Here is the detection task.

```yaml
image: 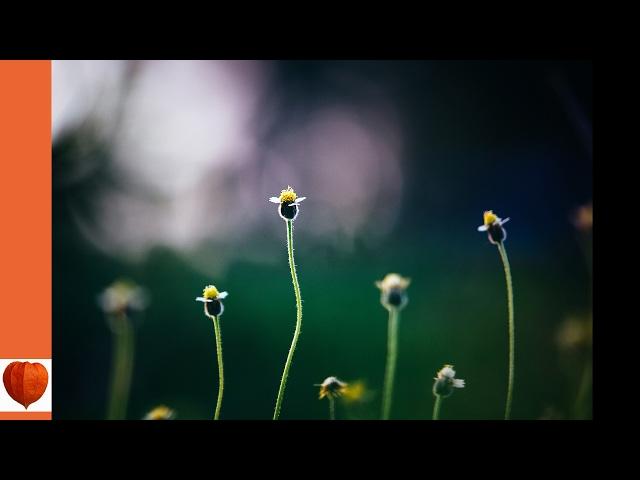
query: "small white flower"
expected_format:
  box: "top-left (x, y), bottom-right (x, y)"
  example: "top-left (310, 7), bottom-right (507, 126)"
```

top-left (98, 279), bottom-right (148, 315)
top-left (439, 365), bottom-right (456, 379)
top-left (269, 186), bottom-right (306, 221)
top-left (375, 273), bottom-right (411, 311)
top-left (196, 285), bottom-right (228, 317)
top-left (433, 364), bottom-right (465, 398)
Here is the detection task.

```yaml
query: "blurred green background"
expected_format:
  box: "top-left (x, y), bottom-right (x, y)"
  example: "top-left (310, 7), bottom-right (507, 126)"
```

top-left (53, 60), bottom-right (592, 420)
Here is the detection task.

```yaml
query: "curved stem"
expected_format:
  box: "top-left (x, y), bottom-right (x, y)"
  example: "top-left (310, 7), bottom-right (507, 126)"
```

top-left (273, 220), bottom-right (303, 420)
top-left (497, 242), bottom-right (515, 420)
top-left (432, 395), bottom-right (442, 420)
top-left (107, 314), bottom-right (134, 420)
top-left (329, 397), bottom-right (336, 420)
top-left (211, 314), bottom-right (224, 420)
top-left (381, 308), bottom-right (399, 420)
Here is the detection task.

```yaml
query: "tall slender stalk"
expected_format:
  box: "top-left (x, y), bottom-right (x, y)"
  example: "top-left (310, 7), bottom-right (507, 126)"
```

top-left (273, 220), bottom-right (303, 420)
top-left (107, 314), bottom-right (135, 420)
top-left (329, 397), bottom-right (336, 420)
top-left (381, 308), bottom-right (399, 420)
top-left (432, 395), bottom-right (442, 420)
top-left (497, 242), bottom-right (515, 420)
top-left (211, 314), bottom-right (224, 420)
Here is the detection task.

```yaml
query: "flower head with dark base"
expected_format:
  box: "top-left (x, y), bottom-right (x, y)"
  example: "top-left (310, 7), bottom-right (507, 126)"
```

top-left (316, 376), bottom-right (348, 420)
top-left (477, 210), bottom-right (510, 244)
top-left (269, 186), bottom-right (306, 221)
top-left (433, 365), bottom-right (465, 398)
top-left (432, 364), bottom-right (465, 420)
top-left (375, 273), bottom-right (411, 311)
top-left (196, 285), bottom-right (229, 318)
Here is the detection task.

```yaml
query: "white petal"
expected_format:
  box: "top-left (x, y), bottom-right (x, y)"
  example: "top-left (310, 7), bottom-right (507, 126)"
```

top-left (441, 366), bottom-right (456, 378)
top-left (269, 197), bottom-right (281, 204)
top-left (477, 225), bottom-right (489, 232)
top-left (296, 197), bottom-right (306, 203)
top-left (453, 379), bottom-right (465, 388)
top-left (217, 291), bottom-right (228, 299)
top-left (500, 217), bottom-right (510, 225)
top-left (195, 297), bottom-right (213, 303)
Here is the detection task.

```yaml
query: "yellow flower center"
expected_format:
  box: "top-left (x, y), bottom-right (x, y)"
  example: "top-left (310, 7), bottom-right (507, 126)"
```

top-left (483, 210), bottom-right (498, 226)
top-left (203, 285), bottom-right (219, 300)
top-left (147, 406), bottom-right (173, 419)
top-left (279, 186), bottom-right (297, 203)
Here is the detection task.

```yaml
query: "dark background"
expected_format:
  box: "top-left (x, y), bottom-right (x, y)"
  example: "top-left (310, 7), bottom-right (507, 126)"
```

top-left (53, 60), bottom-right (592, 419)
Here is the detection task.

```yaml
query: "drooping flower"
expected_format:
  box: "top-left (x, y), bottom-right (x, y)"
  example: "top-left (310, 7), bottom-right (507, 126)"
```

top-left (316, 376), bottom-right (348, 400)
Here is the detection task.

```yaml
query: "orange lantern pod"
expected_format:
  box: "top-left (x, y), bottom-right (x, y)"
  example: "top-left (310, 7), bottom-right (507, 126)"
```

top-left (3, 361), bottom-right (49, 409)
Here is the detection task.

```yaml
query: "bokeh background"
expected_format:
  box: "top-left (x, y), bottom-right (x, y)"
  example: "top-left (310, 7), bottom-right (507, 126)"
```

top-left (53, 60), bottom-right (592, 420)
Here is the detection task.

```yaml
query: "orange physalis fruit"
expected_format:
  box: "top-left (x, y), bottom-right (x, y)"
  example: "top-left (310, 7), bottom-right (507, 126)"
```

top-left (2, 361), bottom-right (49, 409)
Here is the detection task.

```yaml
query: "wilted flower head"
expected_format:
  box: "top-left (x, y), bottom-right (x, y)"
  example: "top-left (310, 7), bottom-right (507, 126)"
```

top-left (316, 376), bottom-right (348, 400)
top-left (269, 186), bottom-right (306, 221)
top-left (477, 210), bottom-right (510, 245)
top-left (98, 279), bottom-right (148, 316)
top-left (196, 284), bottom-right (229, 318)
top-left (433, 364), bottom-right (465, 398)
top-left (143, 405), bottom-right (176, 420)
top-left (375, 273), bottom-right (410, 311)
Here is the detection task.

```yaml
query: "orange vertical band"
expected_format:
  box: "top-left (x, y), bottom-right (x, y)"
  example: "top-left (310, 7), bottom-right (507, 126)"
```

top-left (0, 60), bottom-right (51, 359)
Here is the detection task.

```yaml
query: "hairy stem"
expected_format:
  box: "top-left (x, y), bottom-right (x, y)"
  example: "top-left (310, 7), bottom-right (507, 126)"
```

top-left (273, 220), bottom-right (303, 420)
top-left (211, 313), bottom-right (224, 420)
top-left (497, 242), bottom-right (515, 420)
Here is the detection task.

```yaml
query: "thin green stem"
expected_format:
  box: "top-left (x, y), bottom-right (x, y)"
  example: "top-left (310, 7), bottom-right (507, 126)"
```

top-left (329, 397), bottom-right (336, 420)
top-left (273, 220), bottom-right (303, 420)
top-left (432, 395), bottom-right (442, 420)
top-left (210, 314), bottom-right (224, 420)
top-left (107, 314), bottom-right (135, 420)
top-left (381, 308), bottom-right (399, 420)
top-left (497, 242), bottom-right (515, 420)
